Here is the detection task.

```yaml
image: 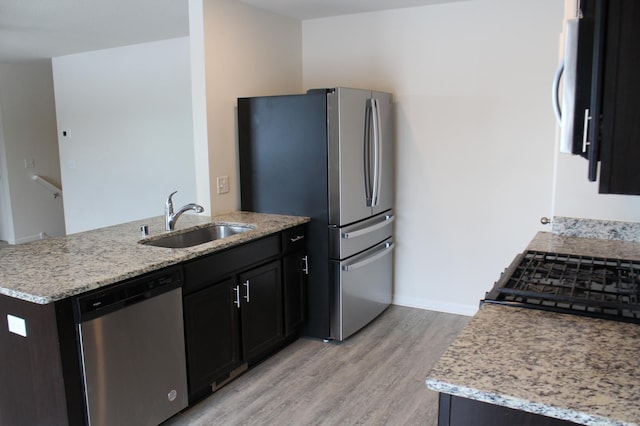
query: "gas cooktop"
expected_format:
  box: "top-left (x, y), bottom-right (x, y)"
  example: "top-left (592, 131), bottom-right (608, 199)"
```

top-left (482, 250), bottom-right (640, 323)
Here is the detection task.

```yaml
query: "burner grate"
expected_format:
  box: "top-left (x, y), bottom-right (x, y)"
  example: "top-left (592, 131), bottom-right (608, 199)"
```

top-left (484, 251), bottom-right (640, 323)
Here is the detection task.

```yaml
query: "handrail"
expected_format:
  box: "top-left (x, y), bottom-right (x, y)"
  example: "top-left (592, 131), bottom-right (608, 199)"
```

top-left (32, 175), bottom-right (62, 198)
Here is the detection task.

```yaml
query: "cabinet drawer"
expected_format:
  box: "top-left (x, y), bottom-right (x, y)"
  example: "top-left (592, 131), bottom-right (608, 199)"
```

top-left (281, 225), bottom-right (306, 255)
top-left (183, 235), bottom-right (280, 295)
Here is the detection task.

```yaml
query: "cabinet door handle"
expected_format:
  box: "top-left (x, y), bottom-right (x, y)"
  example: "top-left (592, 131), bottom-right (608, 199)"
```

top-left (581, 108), bottom-right (591, 153)
top-left (243, 280), bottom-right (250, 303)
top-left (302, 255), bottom-right (309, 275)
top-left (233, 285), bottom-right (241, 308)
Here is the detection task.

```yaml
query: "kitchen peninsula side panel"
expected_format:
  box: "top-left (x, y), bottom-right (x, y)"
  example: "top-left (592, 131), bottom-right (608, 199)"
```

top-left (0, 295), bottom-right (83, 425)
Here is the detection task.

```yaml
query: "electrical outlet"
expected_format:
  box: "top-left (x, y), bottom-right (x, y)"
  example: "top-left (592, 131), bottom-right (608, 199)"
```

top-left (7, 314), bottom-right (27, 337)
top-left (24, 158), bottom-right (35, 169)
top-left (217, 176), bottom-right (230, 194)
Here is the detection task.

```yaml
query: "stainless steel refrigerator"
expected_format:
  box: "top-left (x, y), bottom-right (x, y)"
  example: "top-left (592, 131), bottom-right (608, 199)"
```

top-left (238, 87), bottom-right (394, 341)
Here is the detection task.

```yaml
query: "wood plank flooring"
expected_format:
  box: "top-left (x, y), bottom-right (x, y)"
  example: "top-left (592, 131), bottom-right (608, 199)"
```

top-left (165, 305), bottom-right (470, 426)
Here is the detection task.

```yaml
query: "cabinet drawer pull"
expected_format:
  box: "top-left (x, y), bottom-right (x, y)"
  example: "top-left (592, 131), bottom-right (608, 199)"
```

top-left (302, 255), bottom-right (309, 275)
top-left (233, 285), bottom-right (241, 308)
top-left (290, 235), bottom-right (305, 243)
top-left (243, 280), bottom-right (250, 303)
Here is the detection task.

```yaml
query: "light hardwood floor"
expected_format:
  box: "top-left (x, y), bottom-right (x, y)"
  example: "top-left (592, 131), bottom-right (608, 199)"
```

top-left (166, 305), bottom-right (469, 426)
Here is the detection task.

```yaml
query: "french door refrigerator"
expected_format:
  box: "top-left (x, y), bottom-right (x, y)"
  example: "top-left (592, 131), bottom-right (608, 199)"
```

top-left (238, 87), bottom-right (394, 341)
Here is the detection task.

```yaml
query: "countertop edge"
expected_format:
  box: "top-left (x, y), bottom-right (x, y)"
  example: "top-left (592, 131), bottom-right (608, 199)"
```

top-left (425, 378), bottom-right (616, 426)
top-left (425, 232), bottom-right (640, 426)
top-left (0, 212), bottom-right (310, 305)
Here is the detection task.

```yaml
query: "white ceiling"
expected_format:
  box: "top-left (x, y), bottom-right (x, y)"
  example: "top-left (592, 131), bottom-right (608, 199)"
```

top-left (0, 0), bottom-right (465, 62)
top-left (0, 0), bottom-right (190, 62)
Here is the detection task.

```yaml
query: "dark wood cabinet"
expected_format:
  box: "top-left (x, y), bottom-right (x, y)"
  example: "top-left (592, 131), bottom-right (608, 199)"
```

top-left (578, 0), bottom-right (640, 194)
top-left (239, 260), bottom-right (283, 363)
top-left (596, 0), bottom-right (640, 194)
top-left (281, 226), bottom-right (308, 337)
top-left (182, 228), bottom-right (306, 403)
top-left (183, 278), bottom-right (241, 399)
top-left (0, 296), bottom-right (85, 426)
top-left (438, 394), bottom-right (579, 426)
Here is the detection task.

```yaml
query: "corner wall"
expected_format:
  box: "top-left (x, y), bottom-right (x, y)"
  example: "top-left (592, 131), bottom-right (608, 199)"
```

top-left (0, 61), bottom-right (65, 243)
top-left (200, 0), bottom-right (302, 214)
top-left (302, 0), bottom-right (564, 315)
top-left (52, 38), bottom-right (196, 234)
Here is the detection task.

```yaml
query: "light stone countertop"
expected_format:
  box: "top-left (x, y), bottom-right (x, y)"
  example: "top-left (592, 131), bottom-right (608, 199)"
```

top-left (0, 211), bottom-right (309, 304)
top-left (426, 231), bottom-right (640, 426)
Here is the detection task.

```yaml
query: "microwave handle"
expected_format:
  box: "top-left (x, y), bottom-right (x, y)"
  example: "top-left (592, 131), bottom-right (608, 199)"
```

top-left (552, 59), bottom-right (564, 125)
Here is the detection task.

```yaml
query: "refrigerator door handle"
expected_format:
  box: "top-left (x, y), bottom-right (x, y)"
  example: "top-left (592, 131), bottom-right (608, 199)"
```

top-left (341, 214), bottom-right (394, 239)
top-left (364, 100), bottom-right (374, 206)
top-left (371, 98), bottom-right (382, 207)
top-left (342, 241), bottom-right (394, 272)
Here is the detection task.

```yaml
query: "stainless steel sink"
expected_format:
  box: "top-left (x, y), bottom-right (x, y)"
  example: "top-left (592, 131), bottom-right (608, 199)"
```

top-left (141, 224), bottom-right (253, 248)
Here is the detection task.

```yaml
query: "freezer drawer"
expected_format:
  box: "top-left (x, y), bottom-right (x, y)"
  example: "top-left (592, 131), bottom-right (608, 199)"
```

top-left (330, 237), bottom-right (394, 341)
top-left (329, 210), bottom-right (394, 259)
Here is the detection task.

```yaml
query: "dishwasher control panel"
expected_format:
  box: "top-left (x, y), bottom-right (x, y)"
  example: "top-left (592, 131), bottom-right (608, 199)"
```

top-left (74, 266), bottom-right (183, 322)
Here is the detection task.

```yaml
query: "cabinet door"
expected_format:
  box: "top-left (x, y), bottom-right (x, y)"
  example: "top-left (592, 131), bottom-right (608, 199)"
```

top-left (598, 0), bottom-right (640, 194)
top-left (239, 261), bottom-right (283, 365)
top-left (283, 253), bottom-right (307, 337)
top-left (183, 278), bottom-right (241, 399)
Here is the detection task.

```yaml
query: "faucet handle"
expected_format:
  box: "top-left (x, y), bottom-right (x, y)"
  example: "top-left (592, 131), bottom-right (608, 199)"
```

top-left (166, 191), bottom-right (178, 214)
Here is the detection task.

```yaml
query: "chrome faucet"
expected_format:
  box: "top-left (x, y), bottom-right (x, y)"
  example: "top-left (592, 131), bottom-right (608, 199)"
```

top-left (165, 191), bottom-right (205, 231)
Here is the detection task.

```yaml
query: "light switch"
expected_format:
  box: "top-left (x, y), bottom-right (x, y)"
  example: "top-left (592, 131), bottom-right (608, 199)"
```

top-left (24, 158), bottom-right (35, 169)
top-left (7, 314), bottom-right (27, 337)
top-left (217, 176), bottom-right (230, 194)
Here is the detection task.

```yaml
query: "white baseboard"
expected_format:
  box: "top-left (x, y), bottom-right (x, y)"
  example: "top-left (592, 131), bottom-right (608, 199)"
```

top-left (392, 295), bottom-right (478, 317)
top-left (14, 232), bottom-right (48, 245)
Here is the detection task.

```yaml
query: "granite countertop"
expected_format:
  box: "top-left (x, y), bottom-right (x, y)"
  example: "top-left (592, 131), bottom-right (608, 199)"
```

top-left (426, 231), bottom-right (640, 426)
top-left (0, 211), bottom-right (309, 304)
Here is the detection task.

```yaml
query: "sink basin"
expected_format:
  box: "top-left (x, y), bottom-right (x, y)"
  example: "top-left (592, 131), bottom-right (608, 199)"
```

top-left (141, 224), bottom-right (253, 248)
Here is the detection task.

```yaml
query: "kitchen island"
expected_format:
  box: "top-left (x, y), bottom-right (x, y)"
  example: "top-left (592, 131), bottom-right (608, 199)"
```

top-left (0, 211), bottom-right (309, 425)
top-left (427, 231), bottom-right (640, 426)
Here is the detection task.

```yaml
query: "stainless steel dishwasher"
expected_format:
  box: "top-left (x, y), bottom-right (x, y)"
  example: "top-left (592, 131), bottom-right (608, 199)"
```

top-left (74, 266), bottom-right (188, 426)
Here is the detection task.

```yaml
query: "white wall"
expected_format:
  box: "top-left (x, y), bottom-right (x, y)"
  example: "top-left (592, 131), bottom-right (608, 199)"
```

top-left (0, 61), bottom-right (66, 243)
top-left (553, 155), bottom-right (640, 222)
top-left (52, 37), bottom-right (197, 234)
top-left (201, 0), bottom-right (302, 214)
top-left (0, 106), bottom-right (12, 242)
top-left (188, 0), bottom-right (211, 214)
top-left (303, 0), bottom-right (564, 315)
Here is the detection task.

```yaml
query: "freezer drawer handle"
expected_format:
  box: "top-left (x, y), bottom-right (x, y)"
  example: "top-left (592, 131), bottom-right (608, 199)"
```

top-left (342, 242), bottom-right (394, 272)
top-left (341, 214), bottom-right (395, 239)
